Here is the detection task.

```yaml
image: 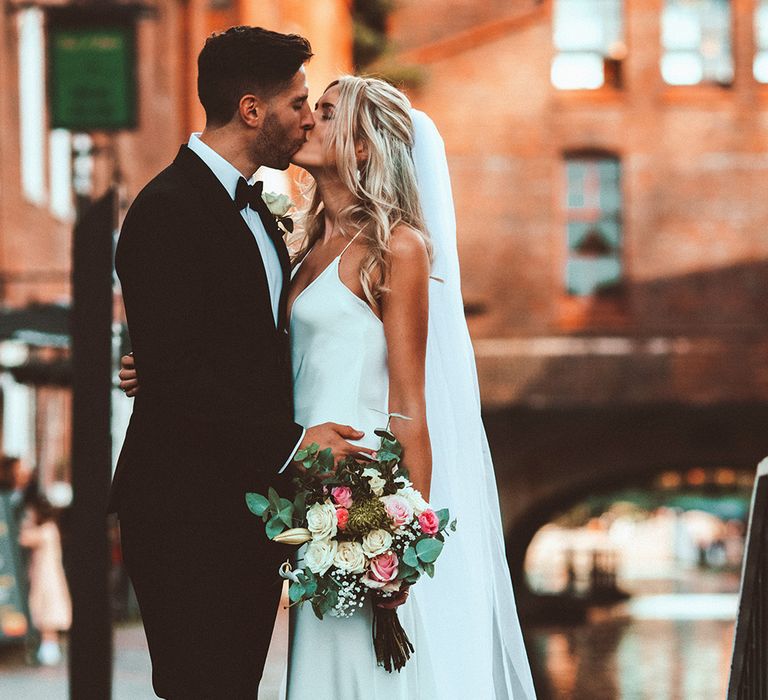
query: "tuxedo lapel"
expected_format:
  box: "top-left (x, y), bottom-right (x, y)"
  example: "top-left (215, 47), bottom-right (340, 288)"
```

top-left (172, 146), bottom-right (275, 321)
top-left (253, 206), bottom-right (292, 333)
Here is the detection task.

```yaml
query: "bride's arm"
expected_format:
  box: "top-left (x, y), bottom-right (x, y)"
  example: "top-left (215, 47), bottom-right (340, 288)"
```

top-left (381, 225), bottom-right (432, 502)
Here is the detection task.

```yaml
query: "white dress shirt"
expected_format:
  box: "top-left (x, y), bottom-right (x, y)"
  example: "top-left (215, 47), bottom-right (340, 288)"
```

top-left (187, 133), bottom-right (304, 472)
top-left (187, 133), bottom-right (282, 325)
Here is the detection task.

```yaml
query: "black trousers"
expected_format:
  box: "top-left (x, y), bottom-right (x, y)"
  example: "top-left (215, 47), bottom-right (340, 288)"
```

top-left (120, 514), bottom-right (284, 699)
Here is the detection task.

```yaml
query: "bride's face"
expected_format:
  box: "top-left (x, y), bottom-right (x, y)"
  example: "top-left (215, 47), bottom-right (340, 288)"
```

top-left (291, 85), bottom-right (339, 170)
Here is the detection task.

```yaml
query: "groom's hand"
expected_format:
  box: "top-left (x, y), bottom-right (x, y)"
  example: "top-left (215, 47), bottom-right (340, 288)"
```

top-left (301, 423), bottom-right (376, 467)
top-left (118, 354), bottom-right (139, 397)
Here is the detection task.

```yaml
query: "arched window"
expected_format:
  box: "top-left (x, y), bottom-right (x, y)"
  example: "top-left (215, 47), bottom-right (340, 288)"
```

top-left (563, 154), bottom-right (622, 297)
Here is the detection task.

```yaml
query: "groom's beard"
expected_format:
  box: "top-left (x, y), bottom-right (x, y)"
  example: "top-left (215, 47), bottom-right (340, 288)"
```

top-left (255, 111), bottom-right (305, 171)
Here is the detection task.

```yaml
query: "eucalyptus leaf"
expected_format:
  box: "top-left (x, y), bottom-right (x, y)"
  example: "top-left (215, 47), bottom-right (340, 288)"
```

top-left (268, 487), bottom-right (281, 513)
top-left (289, 581), bottom-right (305, 603)
top-left (424, 562), bottom-right (435, 578)
top-left (245, 492), bottom-right (269, 517)
top-left (403, 546), bottom-right (419, 568)
top-left (416, 537), bottom-right (444, 563)
top-left (265, 514), bottom-right (285, 539)
top-left (318, 448), bottom-right (334, 471)
top-left (304, 576), bottom-right (318, 597)
top-left (308, 443), bottom-right (319, 455)
top-left (278, 505), bottom-right (294, 528)
top-left (436, 508), bottom-right (450, 530)
top-left (294, 448), bottom-right (308, 461)
top-left (374, 429), bottom-right (396, 441)
top-left (450, 519), bottom-right (458, 532)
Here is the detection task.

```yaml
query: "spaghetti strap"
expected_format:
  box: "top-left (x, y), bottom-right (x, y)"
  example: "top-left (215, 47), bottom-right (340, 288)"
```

top-left (339, 231), bottom-right (363, 259)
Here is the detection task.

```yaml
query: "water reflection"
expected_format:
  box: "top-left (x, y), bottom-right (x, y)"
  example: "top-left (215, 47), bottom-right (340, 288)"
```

top-left (529, 599), bottom-right (735, 699)
top-left (523, 486), bottom-right (747, 699)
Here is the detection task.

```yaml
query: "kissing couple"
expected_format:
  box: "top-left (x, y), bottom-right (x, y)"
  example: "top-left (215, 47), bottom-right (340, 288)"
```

top-left (109, 25), bottom-right (536, 700)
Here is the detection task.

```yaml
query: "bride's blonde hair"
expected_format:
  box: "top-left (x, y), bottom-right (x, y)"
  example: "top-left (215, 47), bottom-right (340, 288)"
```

top-left (293, 75), bottom-right (431, 308)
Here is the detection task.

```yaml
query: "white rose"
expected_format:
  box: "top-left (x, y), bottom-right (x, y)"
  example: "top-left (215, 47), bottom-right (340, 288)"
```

top-left (333, 541), bottom-right (367, 574)
top-left (362, 528), bottom-right (393, 558)
top-left (397, 486), bottom-right (429, 516)
top-left (261, 191), bottom-right (294, 218)
top-left (304, 538), bottom-right (338, 576)
top-left (362, 467), bottom-right (387, 497)
top-left (306, 501), bottom-right (338, 541)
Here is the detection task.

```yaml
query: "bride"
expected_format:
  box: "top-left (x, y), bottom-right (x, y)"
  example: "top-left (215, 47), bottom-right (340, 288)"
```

top-left (121, 75), bottom-right (536, 699)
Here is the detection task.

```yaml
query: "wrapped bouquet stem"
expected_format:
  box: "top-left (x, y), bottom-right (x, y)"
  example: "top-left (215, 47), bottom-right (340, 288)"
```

top-left (246, 426), bottom-right (456, 672)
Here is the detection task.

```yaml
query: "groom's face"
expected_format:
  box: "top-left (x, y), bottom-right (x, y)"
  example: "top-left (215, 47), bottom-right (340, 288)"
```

top-left (254, 67), bottom-right (314, 170)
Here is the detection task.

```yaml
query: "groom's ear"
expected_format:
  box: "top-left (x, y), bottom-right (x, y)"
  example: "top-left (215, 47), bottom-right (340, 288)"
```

top-left (238, 93), bottom-right (264, 128)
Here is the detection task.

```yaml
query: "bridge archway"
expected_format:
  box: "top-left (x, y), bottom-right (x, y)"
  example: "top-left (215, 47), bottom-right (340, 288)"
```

top-left (481, 403), bottom-right (768, 587)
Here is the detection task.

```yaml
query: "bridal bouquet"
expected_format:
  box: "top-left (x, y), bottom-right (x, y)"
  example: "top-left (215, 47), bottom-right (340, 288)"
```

top-left (245, 426), bottom-right (455, 672)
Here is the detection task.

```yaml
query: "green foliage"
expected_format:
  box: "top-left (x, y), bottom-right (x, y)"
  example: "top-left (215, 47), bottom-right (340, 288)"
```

top-left (436, 508), bottom-right (450, 530)
top-left (245, 487), bottom-right (295, 540)
top-left (245, 492), bottom-right (269, 517)
top-left (415, 537), bottom-right (443, 563)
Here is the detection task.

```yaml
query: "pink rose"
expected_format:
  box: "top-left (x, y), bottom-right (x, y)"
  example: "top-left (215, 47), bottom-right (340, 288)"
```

top-left (418, 509), bottom-right (439, 535)
top-left (381, 579), bottom-right (402, 594)
top-left (381, 495), bottom-right (413, 529)
top-left (336, 508), bottom-right (349, 531)
top-left (369, 550), bottom-right (399, 583)
top-left (331, 486), bottom-right (353, 508)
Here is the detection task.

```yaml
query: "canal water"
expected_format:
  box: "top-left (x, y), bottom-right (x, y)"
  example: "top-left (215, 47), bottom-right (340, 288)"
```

top-left (525, 570), bottom-right (739, 699)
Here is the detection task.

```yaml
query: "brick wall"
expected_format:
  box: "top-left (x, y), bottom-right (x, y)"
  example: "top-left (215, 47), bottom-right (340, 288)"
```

top-left (391, 0), bottom-right (768, 406)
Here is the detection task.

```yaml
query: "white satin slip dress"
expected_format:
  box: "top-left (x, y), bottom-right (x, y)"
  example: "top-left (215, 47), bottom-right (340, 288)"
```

top-left (286, 235), bottom-right (437, 699)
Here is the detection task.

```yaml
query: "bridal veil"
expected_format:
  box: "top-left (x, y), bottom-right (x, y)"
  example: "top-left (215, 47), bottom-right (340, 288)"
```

top-left (411, 109), bottom-right (537, 699)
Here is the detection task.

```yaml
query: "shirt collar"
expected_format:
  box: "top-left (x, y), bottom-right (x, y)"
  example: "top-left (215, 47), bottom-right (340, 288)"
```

top-left (187, 132), bottom-right (257, 201)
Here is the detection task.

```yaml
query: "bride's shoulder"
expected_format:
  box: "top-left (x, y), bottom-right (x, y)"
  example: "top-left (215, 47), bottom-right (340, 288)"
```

top-left (385, 225), bottom-right (430, 290)
top-left (388, 224), bottom-right (429, 265)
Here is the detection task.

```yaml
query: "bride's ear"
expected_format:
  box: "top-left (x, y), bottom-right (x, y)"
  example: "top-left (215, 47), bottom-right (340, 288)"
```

top-left (355, 140), bottom-right (369, 167)
top-left (238, 93), bottom-right (263, 128)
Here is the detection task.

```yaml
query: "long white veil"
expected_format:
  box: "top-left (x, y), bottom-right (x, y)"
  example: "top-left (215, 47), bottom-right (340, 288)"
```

top-left (412, 110), bottom-right (537, 699)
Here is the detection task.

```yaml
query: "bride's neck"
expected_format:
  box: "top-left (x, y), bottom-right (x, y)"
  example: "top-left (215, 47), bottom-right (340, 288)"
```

top-left (313, 173), bottom-right (356, 243)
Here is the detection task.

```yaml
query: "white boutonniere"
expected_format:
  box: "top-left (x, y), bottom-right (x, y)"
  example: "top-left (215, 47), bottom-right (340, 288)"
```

top-left (262, 191), bottom-right (295, 234)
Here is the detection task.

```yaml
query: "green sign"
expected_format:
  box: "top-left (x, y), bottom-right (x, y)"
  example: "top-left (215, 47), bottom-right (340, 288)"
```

top-left (49, 23), bottom-right (137, 131)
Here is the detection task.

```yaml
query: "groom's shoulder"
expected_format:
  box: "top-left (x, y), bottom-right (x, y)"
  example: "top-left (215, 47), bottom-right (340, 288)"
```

top-left (128, 160), bottom-right (186, 215)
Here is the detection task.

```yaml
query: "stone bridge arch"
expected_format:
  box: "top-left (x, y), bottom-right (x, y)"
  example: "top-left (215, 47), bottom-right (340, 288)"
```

top-left (481, 403), bottom-right (768, 587)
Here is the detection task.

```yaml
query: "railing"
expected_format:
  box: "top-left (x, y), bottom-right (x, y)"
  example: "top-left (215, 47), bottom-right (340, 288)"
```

top-left (728, 458), bottom-right (768, 700)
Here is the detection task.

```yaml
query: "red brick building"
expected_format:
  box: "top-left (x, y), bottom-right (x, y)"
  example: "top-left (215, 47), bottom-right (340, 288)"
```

top-left (0, 0), bottom-right (352, 487)
top-left (387, 0), bottom-right (768, 554)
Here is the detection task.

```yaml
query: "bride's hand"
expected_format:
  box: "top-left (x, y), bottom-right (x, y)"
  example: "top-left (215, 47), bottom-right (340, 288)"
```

top-left (118, 353), bottom-right (140, 397)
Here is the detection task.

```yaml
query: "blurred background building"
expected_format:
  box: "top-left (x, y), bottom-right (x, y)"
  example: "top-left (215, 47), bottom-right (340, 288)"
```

top-left (0, 0), bottom-right (766, 697)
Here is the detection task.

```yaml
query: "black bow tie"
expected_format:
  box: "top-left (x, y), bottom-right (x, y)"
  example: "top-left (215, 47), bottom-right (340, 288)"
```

top-left (234, 177), bottom-right (268, 213)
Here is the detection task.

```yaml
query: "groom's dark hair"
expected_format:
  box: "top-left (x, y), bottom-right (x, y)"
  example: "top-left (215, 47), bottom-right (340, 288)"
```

top-left (198, 26), bottom-right (313, 126)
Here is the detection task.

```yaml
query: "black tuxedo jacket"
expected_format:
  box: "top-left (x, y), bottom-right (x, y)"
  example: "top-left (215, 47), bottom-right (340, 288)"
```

top-left (110, 145), bottom-right (303, 524)
top-left (110, 145), bottom-right (303, 696)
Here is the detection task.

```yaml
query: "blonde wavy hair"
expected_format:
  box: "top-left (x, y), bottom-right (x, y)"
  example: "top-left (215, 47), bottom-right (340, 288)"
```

top-left (292, 75), bottom-right (431, 308)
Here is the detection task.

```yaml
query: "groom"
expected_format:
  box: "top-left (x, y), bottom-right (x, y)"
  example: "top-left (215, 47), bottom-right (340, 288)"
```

top-left (110, 27), bottom-right (369, 698)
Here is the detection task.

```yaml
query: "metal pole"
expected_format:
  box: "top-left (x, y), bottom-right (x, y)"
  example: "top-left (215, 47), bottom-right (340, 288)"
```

top-left (68, 133), bottom-right (114, 698)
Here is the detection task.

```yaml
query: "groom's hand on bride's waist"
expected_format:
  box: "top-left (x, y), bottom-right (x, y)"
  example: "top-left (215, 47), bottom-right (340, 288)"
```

top-left (300, 423), bottom-right (376, 469)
